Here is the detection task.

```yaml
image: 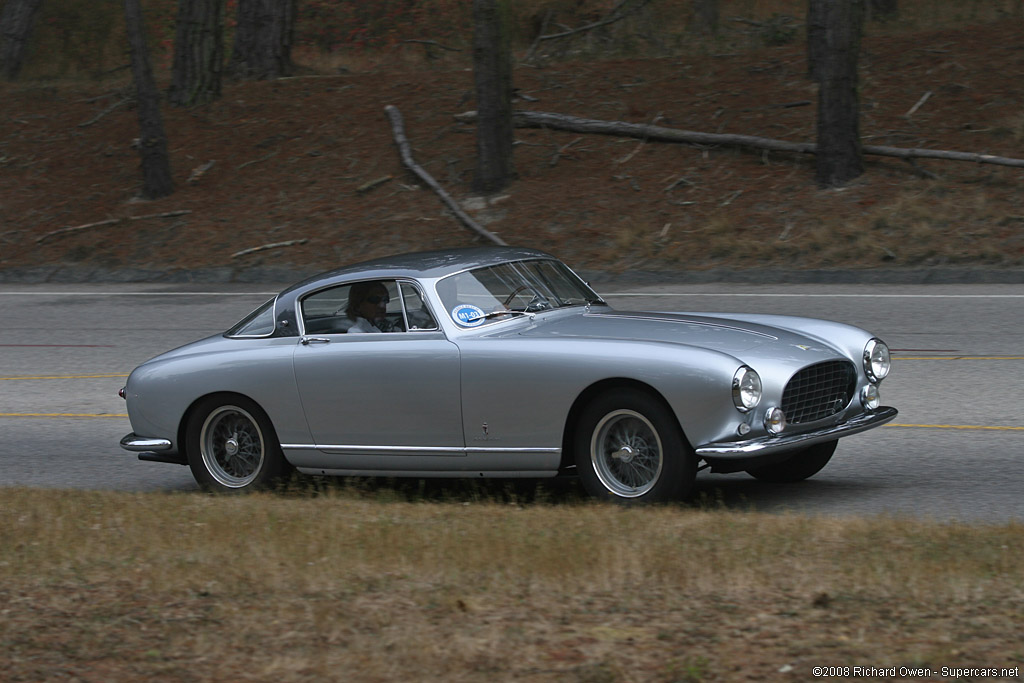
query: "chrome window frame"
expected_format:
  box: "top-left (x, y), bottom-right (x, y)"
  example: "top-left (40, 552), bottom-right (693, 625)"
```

top-left (296, 278), bottom-right (440, 337)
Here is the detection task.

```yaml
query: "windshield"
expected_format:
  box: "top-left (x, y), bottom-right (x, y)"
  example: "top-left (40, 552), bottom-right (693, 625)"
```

top-left (436, 259), bottom-right (603, 328)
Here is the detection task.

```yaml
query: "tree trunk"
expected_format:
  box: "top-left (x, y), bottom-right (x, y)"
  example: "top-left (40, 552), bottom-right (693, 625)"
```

top-left (169, 0), bottom-right (224, 106)
top-left (866, 0), bottom-right (898, 22)
top-left (690, 0), bottom-right (719, 34)
top-left (806, 0), bottom-right (826, 82)
top-left (124, 0), bottom-right (174, 199)
top-left (227, 0), bottom-right (295, 80)
top-left (811, 0), bottom-right (864, 188)
top-left (472, 0), bottom-right (514, 194)
top-left (0, 0), bottom-right (43, 80)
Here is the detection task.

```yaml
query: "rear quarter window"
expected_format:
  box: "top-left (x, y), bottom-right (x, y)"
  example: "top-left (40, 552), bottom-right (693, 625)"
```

top-left (226, 299), bottom-right (276, 337)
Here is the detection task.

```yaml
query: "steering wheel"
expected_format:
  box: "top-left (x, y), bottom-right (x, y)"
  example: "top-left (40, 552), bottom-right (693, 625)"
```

top-left (503, 285), bottom-right (533, 309)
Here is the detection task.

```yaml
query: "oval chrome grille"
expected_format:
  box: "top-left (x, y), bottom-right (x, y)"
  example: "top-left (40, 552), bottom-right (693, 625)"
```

top-left (782, 360), bottom-right (857, 424)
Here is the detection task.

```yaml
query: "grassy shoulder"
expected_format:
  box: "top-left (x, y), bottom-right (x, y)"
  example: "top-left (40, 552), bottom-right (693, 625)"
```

top-left (2, 486), bottom-right (1022, 682)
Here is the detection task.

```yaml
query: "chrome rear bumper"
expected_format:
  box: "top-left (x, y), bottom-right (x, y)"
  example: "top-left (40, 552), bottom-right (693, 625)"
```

top-left (695, 406), bottom-right (898, 458)
top-left (120, 433), bottom-right (173, 451)
top-left (121, 433), bottom-right (187, 465)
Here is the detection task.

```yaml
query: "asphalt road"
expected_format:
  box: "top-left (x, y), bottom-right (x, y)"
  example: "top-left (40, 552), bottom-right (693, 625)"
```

top-left (1, 281), bottom-right (1022, 522)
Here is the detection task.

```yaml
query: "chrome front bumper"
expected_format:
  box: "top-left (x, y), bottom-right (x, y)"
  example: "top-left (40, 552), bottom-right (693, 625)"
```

top-left (695, 406), bottom-right (898, 458)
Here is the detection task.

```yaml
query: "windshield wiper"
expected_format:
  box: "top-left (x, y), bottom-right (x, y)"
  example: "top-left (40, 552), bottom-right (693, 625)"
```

top-left (466, 309), bottom-right (535, 323)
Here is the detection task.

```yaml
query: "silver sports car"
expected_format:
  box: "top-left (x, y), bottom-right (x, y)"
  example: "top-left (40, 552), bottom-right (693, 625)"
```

top-left (120, 247), bottom-right (897, 503)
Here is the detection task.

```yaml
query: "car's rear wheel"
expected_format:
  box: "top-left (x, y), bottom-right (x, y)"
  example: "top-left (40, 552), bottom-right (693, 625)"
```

top-left (745, 439), bottom-right (838, 483)
top-left (574, 389), bottom-right (695, 503)
top-left (185, 395), bottom-right (290, 492)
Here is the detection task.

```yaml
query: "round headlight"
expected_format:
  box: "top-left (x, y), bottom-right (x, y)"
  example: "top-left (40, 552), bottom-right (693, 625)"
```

top-left (732, 366), bottom-right (762, 412)
top-left (863, 338), bottom-right (891, 383)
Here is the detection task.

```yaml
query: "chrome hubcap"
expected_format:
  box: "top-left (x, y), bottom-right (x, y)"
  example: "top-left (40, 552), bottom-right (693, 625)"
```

top-left (591, 409), bottom-right (663, 498)
top-left (612, 444), bottom-right (636, 463)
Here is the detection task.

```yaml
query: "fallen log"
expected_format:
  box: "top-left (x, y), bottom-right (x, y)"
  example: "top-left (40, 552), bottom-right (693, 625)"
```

top-left (36, 210), bottom-right (192, 244)
top-left (454, 110), bottom-right (1024, 169)
top-left (385, 105), bottom-right (507, 246)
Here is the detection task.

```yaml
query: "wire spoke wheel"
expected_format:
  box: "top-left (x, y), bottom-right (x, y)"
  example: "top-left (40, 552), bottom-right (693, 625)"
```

top-left (591, 409), bottom-right (664, 498)
top-left (575, 389), bottom-right (695, 504)
top-left (199, 405), bottom-right (266, 488)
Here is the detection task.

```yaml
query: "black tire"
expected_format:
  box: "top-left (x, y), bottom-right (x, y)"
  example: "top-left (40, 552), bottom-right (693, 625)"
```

top-left (745, 439), bottom-right (838, 483)
top-left (185, 394), bottom-right (291, 493)
top-left (574, 389), bottom-right (696, 504)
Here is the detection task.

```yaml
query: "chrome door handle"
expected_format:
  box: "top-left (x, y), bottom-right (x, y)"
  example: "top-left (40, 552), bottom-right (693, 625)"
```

top-left (300, 336), bottom-right (331, 345)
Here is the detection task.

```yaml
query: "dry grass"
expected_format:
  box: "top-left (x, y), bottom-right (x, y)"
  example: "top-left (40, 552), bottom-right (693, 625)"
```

top-left (2, 487), bottom-right (1023, 681)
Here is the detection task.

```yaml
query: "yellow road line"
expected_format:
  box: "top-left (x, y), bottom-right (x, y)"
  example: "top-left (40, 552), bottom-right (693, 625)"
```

top-left (0, 412), bottom-right (128, 418)
top-left (0, 374), bottom-right (129, 381)
top-left (888, 423), bottom-right (1024, 432)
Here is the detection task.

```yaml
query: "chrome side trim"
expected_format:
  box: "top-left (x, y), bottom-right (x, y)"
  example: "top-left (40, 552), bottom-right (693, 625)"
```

top-left (695, 406), bottom-right (898, 458)
top-left (281, 443), bottom-right (560, 455)
top-left (120, 433), bottom-right (173, 452)
top-left (296, 467), bottom-right (557, 479)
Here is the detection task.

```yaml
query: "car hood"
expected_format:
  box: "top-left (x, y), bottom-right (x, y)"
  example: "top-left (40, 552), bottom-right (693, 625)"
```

top-left (512, 309), bottom-right (847, 366)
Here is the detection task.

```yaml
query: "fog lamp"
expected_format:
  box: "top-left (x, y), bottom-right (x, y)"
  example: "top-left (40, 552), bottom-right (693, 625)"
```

top-left (861, 384), bottom-right (880, 410)
top-left (764, 407), bottom-right (787, 435)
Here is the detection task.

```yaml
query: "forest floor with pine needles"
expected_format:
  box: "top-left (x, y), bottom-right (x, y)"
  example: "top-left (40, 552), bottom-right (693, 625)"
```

top-left (1, 21), bottom-right (1023, 283)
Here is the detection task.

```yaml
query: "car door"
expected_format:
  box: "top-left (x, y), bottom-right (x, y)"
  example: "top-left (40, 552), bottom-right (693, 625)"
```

top-left (291, 280), bottom-right (464, 460)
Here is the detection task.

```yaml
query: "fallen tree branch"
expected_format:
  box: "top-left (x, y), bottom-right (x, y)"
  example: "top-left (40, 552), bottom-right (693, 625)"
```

top-left (356, 175), bottom-right (394, 195)
top-left (187, 160), bottom-right (216, 184)
top-left (454, 110), bottom-right (1024, 169)
top-left (36, 210), bottom-right (192, 244)
top-left (78, 97), bottom-right (131, 128)
top-left (532, 0), bottom-right (653, 43)
top-left (237, 150), bottom-right (278, 170)
top-left (384, 105), bottom-right (507, 246)
top-left (904, 91), bottom-right (932, 118)
top-left (231, 238), bottom-right (308, 259)
top-left (400, 39), bottom-right (461, 52)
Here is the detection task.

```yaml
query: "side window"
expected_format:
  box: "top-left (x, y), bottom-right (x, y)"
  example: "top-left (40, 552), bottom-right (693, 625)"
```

top-left (400, 282), bottom-right (438, 331)
top-left (301, 285), bottom-right (355, 334)
top-left (301, 280), bottom-right (437, 334)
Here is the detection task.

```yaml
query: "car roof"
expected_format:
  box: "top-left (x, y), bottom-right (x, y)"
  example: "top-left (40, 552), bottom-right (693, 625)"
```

top-left (280, 246), bottom-right (556, 296)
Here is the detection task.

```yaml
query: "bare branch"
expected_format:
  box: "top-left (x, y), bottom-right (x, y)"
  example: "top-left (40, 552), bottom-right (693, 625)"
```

top-left (78, 97), bottom-right (131, 128)
top-left (529, 0), bottom-right (653, 44)
top-left (36, 210), bottom-right (192, 244)
top-left (400, 39), bottom-right (462, 52)
top-left (231, 239), bottom-right (308, 259)
top-left (356, 175), bottom-right (394, 195)
top-left (904, 91), bottom-right (932, 118)
top-left (385, 105), bottom-right (507, 246)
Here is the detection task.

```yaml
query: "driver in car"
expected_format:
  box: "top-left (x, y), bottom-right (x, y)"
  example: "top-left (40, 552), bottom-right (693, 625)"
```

top-left (346, 281), bottom-right (390, 333)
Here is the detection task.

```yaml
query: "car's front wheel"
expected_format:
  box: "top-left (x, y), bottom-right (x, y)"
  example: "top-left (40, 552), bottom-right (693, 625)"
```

top-left (745, 439), bottom-right (838, 483)
top-left (185, 395), bottom-right (291, 492)
top-left (574, 389), bottom-right (696, 504)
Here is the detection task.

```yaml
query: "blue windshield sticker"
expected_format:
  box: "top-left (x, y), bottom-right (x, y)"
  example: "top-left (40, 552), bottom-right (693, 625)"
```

top-left (452, 304), bottom-right (486, 327)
